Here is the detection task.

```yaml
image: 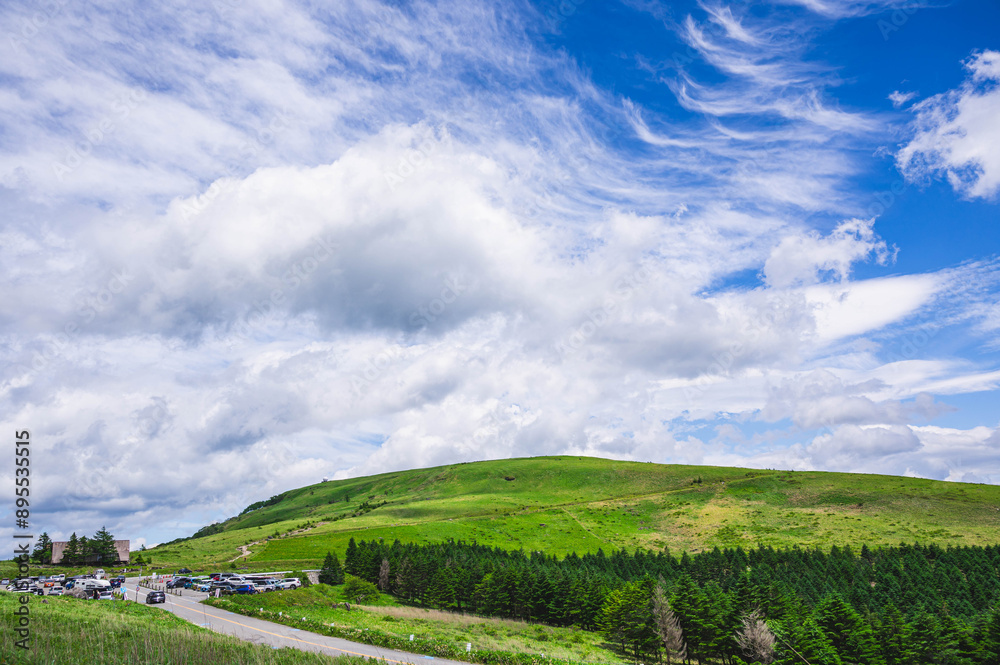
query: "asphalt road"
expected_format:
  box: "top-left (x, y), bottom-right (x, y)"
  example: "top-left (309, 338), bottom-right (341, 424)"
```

top-left (124, 578), bottom-right (473, 665)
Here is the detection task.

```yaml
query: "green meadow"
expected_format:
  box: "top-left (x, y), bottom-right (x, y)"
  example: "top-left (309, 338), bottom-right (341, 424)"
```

top-left (143, 456), bottom-right (1000, 571)
top-left (0, 592), bottom-right (367, 664)
top-left (206, 585), bottom-right (623, 664)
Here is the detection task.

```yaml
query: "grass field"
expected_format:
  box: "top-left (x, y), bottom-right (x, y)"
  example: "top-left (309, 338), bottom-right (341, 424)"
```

top-left (0, 592), bottom-right (371, 664)
top-left (138, 456), bottom-right (1000, 571)
top-left (207, 585), bottom-right (624, 664)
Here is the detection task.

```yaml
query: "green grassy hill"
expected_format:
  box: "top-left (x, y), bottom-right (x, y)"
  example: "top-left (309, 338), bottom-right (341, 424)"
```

top-left (145, 456), bottom-right (1000, 571)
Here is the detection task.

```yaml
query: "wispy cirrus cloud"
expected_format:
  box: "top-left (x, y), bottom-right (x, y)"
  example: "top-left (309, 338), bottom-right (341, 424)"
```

top-left (1, 0), bottom-right (998, 546)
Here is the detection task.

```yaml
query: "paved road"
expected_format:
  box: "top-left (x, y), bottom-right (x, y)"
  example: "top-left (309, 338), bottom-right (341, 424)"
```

top-left (124, 578), bottom-right (472, 665)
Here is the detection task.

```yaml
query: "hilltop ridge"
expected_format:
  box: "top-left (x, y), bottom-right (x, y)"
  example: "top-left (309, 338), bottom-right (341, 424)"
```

top-left (146, 456), bottom-right (1000, 570)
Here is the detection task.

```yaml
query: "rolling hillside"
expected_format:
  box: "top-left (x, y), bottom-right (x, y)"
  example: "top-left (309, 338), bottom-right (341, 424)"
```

top-left (146, 456), bottom-right (1000, 570)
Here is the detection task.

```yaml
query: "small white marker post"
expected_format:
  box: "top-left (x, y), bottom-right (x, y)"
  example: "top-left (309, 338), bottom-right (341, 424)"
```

top-left (410, 635), bottom-right (414, 641)
top-left (466, 643), bottom-right (471, 653)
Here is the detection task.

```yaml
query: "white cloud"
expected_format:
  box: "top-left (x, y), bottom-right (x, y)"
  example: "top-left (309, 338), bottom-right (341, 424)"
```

top-left (763, 218), bottom-right (894, 289)
top-left (804, 272), bottom-right (939, 342)
top-left (889, 90), bottom-right (917, 108)
top-left (1, 0), bottom-right (999, 546)
top-left (898, 50), bottom-right (1000, 200)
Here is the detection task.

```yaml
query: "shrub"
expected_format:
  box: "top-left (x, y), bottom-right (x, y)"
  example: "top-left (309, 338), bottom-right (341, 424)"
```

top-left (342, 574), bottom-right (380, 603)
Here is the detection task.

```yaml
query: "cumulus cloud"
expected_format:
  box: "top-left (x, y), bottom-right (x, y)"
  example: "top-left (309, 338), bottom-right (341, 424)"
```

top-left (1, 0), bottom-right (998, 545)
top-left (898, 50), bottom-right (1000, 200)
top-left (762, 218), bottom-right (894, 288)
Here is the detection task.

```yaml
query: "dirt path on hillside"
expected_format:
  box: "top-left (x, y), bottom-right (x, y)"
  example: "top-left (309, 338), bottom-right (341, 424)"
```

top-left (227, 522), bottom-right (329, 563)
top-left (560, 507), bottom-right (608, 545)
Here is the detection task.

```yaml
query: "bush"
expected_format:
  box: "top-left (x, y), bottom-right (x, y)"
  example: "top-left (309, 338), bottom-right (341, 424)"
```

top-left (342, 574), bottom-right (380, 603)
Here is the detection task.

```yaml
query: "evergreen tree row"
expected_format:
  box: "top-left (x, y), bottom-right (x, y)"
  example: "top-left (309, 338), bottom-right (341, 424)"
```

top-left (31, 527), bottom-right (121, 566)
top-left (341, 538), bottom-right (1000, 664)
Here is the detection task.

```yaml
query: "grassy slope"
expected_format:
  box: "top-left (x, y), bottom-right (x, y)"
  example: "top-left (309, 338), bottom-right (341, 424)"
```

top-left (208, 585), bottom-right (622, 664)
top-left (0, 592), bottom-right (365, 664)
top-left (144, 456), bottom-right (1000, 571)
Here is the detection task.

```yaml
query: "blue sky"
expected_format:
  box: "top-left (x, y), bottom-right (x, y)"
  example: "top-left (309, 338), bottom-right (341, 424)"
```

top-left (1, 0), bottom-right (998, 546)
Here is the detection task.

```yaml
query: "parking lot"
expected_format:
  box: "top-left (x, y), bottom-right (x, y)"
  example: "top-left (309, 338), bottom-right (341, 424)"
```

top-left (2, 570), bottom-right (303, 600)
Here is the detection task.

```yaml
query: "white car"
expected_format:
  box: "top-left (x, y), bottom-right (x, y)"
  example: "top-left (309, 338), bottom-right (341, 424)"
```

top-left (280, 578), bottom-right (301, 589)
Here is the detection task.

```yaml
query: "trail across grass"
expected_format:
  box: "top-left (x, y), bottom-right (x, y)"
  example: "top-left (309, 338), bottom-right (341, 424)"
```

top-left (142, 456), bottom-right (1000, 572)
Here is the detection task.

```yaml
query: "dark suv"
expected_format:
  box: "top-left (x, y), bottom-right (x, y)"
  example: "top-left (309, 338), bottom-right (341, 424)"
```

top-left (208, 581), bottom-right (236, 595)
top-left (146, 591), bottom-right (166, 604)
top-left (167, 577), bottom-right (191, 589)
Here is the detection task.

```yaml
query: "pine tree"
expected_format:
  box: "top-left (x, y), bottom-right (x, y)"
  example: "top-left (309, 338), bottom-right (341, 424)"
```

top-left (31, 533), bottom-right (53, 564)
top-left (345, 537), bottom-right (359, 575)
top-left (652, 584), bottom-right (687, 664)
top-left (79, 536), bottom-right (92, 563)
top-left (670, 574), bottom-right (714, 665)
top-left (979, 606), bottom-right (1000, 664)
top-left (815, 594), bottom-right (881, 664)
top-left (378, 558), bottom-right (391, 591)
top-left (92, 526), bottom-right (118, 563)
top-left (319, 552), bottom-right (344, 585)
top-left (599, 579), bottom-right (660, 662)
top-left (736, 610), bottom-right (776, 665)
top-left (64, 532), bottom-right (81, 566)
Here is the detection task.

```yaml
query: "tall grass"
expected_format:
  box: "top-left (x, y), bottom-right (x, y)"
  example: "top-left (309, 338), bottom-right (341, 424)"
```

top-left (207, 586), bottom-right (619, 665)
top-left (0, 594), bottom-right (370, 665)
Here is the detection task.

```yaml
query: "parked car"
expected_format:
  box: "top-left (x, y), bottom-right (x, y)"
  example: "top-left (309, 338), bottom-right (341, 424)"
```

top-left (146, 591), bottom-right (166, 604)
top-left (196, 582), bottom-right (213, 592)
top-left (209, 582), bottom-right (237, 595)
top-left (283, 578), bottom-right (302, 589)
top-left (51, 574), bottom-right (65, 582)
top-left (49, 588), bottom-right (64, 596)
top-left (166, 577), bottom-right (190, 589)
top-left (234, 584), bottom-right (257, 595)
top-left (177, 568), bottom-right (193, 574)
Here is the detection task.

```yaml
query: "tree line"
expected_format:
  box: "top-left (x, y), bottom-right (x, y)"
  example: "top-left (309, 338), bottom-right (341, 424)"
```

top-left (30, 527), bottom-right (125, 566)
top-left (342, 538), bottom-right (1000, 664)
